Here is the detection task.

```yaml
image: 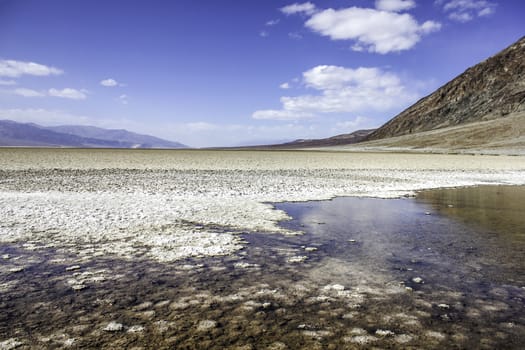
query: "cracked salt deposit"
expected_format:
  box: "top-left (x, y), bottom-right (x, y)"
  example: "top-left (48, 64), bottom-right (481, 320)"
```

top-left (1, 149), bottom-right (524, 262)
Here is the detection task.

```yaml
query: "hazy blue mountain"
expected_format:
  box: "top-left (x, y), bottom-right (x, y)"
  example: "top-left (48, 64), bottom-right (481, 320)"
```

top-left (0, 120), bottom-right (187, 148)
top-left (46, 124), bottom-right (186, 148)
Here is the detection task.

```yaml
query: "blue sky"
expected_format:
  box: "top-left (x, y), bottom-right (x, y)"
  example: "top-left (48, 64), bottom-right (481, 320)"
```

top-left (0, 0), bottom-right (523, 147)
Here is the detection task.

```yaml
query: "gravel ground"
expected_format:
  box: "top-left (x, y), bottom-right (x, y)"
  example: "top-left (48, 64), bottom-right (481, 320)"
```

top-left (1, 148), bottom-right (524, 262)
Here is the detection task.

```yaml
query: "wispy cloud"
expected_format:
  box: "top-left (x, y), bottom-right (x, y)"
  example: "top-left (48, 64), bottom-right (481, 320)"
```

top-left (436, 0), bottom-right (497, 22)
top-left (6, 87), bottom-right (87, 100)
top-left (259, 30), bottom-right (269, 38)
top-left (253, 65), bottom-right (419, 121)
top-left (266, 19), bottom-right (280, 26)
top-left (280, 82), bottom-right (291, 89)
top-left (335, 116), bottom-right (371, 132)
top-left (252, 109), bottom-right (314, 121)
top-left (304, 7), bottom-right (441, 54)
top-left (280, 2), bottom-right (317, 15)
top-left (118, 94), bottom-right (129, 105)
top-left (48, 88), bottom-right (87, 100)
top-left (0, 108), bottom-right (95, 126)
top-left (170, 121), bottom-right (322, 147)
top-left (375, 0), bottom-right (416, 12)
top-left (13, 88), bottom-right (45, 97)
top-left (288, 32), bottom-right (303, 40)
top-left (0, 108), bottom-right (144, 132)
top-left (0, 60), bottom-right (63, 78)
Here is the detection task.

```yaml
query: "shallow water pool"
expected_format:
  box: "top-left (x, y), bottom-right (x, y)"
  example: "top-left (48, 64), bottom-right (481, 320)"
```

top-left (1, 186), bottom-right (524, 349)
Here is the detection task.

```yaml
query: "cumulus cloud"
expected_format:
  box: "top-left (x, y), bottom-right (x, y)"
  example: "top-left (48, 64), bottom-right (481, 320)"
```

top-left (436, 0), bottom-right (497, 22)
top-left (375, 0), bottom-right (416, 12)
top-left (305, 7), bottom-right (441, 54)
top-left (280, 82), bottom-right (291, 89)
top-left (280, 2), bottom-right (317, 15)
top-left (48, 88), bottom-right (87, 100)
top-left (0, 60), bottom-right (63, 78)
top-left (13, 88), bottom-right (45, 97)
top-left (100, 78), bottom-right (119, 87)
top-left (252, 65), bottom-right (419, 121)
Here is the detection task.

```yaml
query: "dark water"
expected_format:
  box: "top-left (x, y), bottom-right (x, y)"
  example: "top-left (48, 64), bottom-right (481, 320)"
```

top-left (1, 186), bottom-right (525, 349)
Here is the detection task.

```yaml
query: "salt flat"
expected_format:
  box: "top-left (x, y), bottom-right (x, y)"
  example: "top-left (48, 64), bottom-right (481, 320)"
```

top-left (1, 148), bottom-right (524, 263)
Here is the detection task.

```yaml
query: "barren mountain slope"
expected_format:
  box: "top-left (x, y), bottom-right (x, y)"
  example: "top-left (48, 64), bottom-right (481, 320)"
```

top-left (367, 36), bottom-right (525, 141)
top-left (347, 111), bottom-right (525, 155)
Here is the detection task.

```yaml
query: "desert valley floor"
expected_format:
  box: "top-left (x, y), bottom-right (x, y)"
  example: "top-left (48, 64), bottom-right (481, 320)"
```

top-left (1, 149), bottom-right (525, 349)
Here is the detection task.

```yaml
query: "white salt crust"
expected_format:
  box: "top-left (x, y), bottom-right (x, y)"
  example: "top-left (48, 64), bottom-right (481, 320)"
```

top-left (1, 150), bottom-right (524, 262)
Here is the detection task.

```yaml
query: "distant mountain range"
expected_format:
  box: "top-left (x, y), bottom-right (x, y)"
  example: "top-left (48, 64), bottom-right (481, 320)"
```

top-left (0, 120), bottom-right (187, 148)
top-left (256, 129), bottom-right (375, 149)
top-left (3, 36), bottom-right (523, 152)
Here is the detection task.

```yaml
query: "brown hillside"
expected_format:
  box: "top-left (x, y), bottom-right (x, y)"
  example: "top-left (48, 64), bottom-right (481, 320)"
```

top-left (367, 36), bottom-right (525, 141)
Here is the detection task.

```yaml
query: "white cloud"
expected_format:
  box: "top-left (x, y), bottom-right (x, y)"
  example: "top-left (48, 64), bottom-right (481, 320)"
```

top-left (48, 88), bottom-right (87, 100)
top-left (375, 0), bottom-right (416, 12)
top-left (13, 88), bottom-right (45, 97)
top-left (302, 65), bottom-right (402, 90)
top-left (252, 65), bottom-right (419, 120)
top-left (280, 82), bottom-right (291, 89)
top-left (0, 60), bottom-right (63, 78)
top-left (100, 78), bottom-right (119, 87)
top-left (305, 7), bottom-right (441, 54)
top-left (420, 20), bottom-right (442, 32)
top-left (437, 0), bottom-right (497, 22)
top-left (0, 79), bottom-right (16, 86)
top-left (280, 2), bottom-right (317, 15)
top-left (259, 30), bottom-right (269, 38)
top-left (448, 11), bottom-right (473, 22)
top-left (266, 19), bottom-right (280, 26)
